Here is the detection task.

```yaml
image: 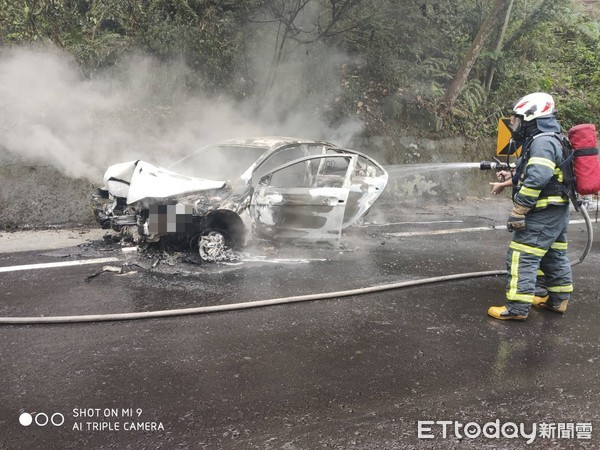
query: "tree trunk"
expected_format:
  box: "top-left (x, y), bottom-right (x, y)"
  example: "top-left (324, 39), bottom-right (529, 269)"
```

top-left (485, 0), bottom-right (514, 93)
top-left (442, 0), bottom-right (509, 114)
top-left (501, 0), bottom-right (560, 52)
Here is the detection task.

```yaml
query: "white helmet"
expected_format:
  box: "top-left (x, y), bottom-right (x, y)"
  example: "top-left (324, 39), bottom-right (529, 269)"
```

top-left (512, 92), bottom-right (556, 122)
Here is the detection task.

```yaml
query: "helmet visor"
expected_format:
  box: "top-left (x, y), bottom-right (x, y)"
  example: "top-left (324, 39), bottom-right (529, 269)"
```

top-left (509, 115), bottom-right (522, 132)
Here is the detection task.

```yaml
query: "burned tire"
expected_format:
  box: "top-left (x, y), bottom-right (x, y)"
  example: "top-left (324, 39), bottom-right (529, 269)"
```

top-left (198, 230), bottom-right (230, 262)
top-left (197, 210), bottom-right (245, 262)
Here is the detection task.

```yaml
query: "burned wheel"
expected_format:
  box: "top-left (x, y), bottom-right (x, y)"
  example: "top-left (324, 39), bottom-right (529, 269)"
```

top-left (198, 230), bottom-right (228, 262)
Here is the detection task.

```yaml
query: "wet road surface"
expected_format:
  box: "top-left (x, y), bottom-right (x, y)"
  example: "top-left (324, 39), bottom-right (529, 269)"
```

top-left (1, 204), bottom-right (599, 449)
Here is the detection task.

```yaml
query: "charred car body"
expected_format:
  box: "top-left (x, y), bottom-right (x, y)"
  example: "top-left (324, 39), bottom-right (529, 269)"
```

top-left (94, 137), bottom-right (388, 261)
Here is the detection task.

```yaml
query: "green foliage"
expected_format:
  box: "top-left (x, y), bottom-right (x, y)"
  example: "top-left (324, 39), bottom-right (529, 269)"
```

top-left (0, 0), bottom-right (29, 42)
top-left (1, 0), bottom-right (600, 139)
top-left (486, 3), bottom-right (600, 134)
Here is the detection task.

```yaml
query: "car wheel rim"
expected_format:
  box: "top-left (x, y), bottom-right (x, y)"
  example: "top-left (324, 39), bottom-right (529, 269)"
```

top-left (199, 231), bottom-right (226, 261)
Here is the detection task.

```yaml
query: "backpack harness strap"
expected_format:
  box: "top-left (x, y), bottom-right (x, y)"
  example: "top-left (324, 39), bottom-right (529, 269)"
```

top-left (530, 132), bottom-right (580, 210)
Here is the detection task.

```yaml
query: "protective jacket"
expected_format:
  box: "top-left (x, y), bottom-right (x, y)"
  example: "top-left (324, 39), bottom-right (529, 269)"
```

top-left (504, 115), bottom-right (573, 315)
top-left (513, 116), bottom-right (570, 211)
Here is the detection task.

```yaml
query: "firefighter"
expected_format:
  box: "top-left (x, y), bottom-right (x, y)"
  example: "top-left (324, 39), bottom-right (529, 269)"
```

top-left (488, 92), bottom-right (573, 320)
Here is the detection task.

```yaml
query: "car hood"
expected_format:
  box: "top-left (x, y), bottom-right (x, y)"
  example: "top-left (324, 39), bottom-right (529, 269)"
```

top-left (104, 160), bottom-right (227, 204)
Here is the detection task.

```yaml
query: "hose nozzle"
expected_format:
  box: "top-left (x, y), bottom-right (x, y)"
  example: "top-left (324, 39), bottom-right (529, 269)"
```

top-left (480, 158), bottom-right (512, 171)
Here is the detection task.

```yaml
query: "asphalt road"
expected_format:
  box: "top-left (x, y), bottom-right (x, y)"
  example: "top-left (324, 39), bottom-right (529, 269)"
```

top-left (1, 203), bottom-right (599, 449)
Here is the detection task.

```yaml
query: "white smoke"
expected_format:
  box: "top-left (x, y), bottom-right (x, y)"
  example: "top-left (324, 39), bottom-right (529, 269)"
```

top-left (0, 43), bottom-right (364, 182)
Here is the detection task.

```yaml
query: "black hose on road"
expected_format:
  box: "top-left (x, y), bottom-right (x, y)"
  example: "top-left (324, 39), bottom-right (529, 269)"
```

top-left (0, 270), bottom-right (506, 324)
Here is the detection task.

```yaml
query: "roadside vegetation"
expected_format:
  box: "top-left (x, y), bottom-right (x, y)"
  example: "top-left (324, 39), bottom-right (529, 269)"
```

top-left (1, 0), bottom-right (599, 140)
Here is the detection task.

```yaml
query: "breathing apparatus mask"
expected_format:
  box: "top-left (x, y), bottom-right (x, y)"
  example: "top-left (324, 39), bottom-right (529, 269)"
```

top-left (509, 114), bottom-right (539, 145)
top-left (509, 114), bottom-right (525, 143)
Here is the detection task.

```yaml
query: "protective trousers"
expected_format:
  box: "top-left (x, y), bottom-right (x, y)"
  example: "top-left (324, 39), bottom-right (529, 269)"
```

top-left (505, 205), bottom-right (573, 315)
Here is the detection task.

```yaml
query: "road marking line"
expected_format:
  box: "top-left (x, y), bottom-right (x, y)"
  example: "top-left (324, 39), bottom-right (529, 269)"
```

top-left (0, 257), bottom-right (120, 273)
top-left (384, 219), bottom-right (591, 238)
top-left (362, 220), bottom-right (464, 227)
top-left (385, 226), bottom-right (499, 237)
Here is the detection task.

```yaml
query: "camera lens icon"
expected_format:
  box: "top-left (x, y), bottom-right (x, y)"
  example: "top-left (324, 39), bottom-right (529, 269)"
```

top-left (19, 412), bottom-right (64, 427)
top-left (19, 413), bottom-right (33, 426)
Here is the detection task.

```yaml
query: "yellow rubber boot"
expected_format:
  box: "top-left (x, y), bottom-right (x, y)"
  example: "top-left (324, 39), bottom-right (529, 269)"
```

top-left (487, 305), bottom-right (528, 321)
top-left (532, 295), bottom-right (568, 313)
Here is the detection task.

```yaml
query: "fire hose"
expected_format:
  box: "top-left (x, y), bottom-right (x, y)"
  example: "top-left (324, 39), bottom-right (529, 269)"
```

top-left (0, 206), bottom-right (593, 325)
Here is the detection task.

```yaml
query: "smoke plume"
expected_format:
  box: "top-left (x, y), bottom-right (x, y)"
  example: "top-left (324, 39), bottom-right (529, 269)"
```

top-left (0, 43), bottom-right (363, 182)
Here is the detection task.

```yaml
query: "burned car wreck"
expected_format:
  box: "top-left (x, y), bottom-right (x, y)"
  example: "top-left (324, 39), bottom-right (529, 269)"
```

top-left (94, 137), bottom-right (388, 261)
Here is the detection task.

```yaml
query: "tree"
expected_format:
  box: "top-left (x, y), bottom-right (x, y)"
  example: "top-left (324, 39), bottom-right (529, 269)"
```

top-left (484, 0), bottom-right (514, 94)
top-left (252, 0), bottom-right (366, 96)
top-left (442, 0), bottom-right (509, 113)
top-left (501, 0), bottom-right (566, 52)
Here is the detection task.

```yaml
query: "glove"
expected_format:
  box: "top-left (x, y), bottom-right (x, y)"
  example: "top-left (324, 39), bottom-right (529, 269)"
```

top-left (507, 202), bottom-right (529, 232)
top-left (496, 170), bottom-right (512, 182)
